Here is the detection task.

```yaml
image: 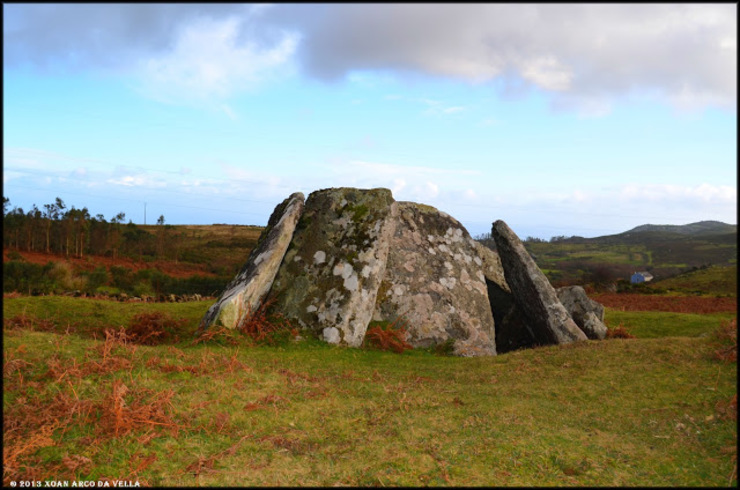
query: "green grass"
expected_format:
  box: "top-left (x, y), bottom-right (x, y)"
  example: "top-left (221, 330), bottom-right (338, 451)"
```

top-left (3, 295), bottom-right (209, 339)
top-left (605, 309), bottom-right (737, 339)
top-left (3, 297), bottom-right (737, 487)
top-left (649, 265), bottom-right (737, 297)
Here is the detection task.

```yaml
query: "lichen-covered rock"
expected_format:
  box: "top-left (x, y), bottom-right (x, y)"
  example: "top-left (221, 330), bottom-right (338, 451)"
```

top-left (374, 203), bottom-right (496, 356)
top-left (491, 220), bottom-right (587, 345)
top-left (556, 286), bottom-right (607, 340)
top-left (267, 188), bottom-right (397, 347)
top-left (198, 192), bottom-right (305, 332)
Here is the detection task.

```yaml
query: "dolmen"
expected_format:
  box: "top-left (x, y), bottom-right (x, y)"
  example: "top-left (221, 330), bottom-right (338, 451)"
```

top-left (199, 187), bottom-right (607, 356)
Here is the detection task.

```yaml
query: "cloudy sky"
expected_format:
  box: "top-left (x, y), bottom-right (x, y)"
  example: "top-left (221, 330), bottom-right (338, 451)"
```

top-left (3, 4), bottom-right (737, 239)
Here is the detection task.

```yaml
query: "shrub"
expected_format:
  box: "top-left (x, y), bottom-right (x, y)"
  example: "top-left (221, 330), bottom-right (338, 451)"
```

top-left (7, 250), bottom-right (24, 261)
top-left (606, 324), bottom-right (636, 339)
top-left (364, 318), bottom-right (413, 354)
top-left (126, 312), bottom-right (188, 345)
top-left (433, 338), bottom-right (457, 356)
top-left (710, 318), bottom-right (737, 363)
top-left (84, 266), bottom-right (109, 294)
top-left (3, 261), bottom-right (54, 295)
top-left (110, 265), bottom-right (135, 292)
top-left (237, 298), bottom-right (294, 346)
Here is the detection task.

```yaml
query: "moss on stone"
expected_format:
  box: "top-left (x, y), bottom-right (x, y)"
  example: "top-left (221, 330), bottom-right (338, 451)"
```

top-left (375, 279), bottom-right (393, 306)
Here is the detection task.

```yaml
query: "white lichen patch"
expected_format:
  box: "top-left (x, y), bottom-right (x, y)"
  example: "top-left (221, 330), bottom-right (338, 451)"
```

top-left (344, 272), bottom-right (359, 292)
top-left (439, 277), bottom-right (457, 290)
top-left (323, 327), bottom-right (340, 344)
top-left (306, 305), bottom-right (318, 313)
top-left (253, 250), bottom-right (270, 266)
top-left (460, 268), bottom-right (471, 285)
top-left (334, 216), bottom-right (351, 229)
top-left (313, 250), bottom-right (326, 265)
top-left (332, 262), bottom-right (346, 277)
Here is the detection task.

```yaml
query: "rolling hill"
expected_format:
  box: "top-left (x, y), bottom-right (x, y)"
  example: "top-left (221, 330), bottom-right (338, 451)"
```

top-left (499, 221), bottom-right (737, 289)
top-left (623, 220), bottom-right (737, 236)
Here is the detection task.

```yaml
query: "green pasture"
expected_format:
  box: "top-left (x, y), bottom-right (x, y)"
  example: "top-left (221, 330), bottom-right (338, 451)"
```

top-left (3, 296), bottom-right (737, 487)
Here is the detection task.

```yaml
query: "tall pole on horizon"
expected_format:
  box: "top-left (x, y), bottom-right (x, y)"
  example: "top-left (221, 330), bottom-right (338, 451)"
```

top-left (144, 202), bottom-right (147, 225)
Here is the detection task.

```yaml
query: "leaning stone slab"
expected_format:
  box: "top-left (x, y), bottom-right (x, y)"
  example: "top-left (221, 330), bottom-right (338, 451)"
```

top-left (374, 202), bottom-right (496, 356)
top-left (267, 187), bottom-right (397, 347)
top-left (198, 192), bottom-right (305, 332)
top-left (491, 220), bottom-right (587, 345)
top-left (556, 286), bottom-right (607, 340)
top-left (474, 242), bottom-right (538, 353)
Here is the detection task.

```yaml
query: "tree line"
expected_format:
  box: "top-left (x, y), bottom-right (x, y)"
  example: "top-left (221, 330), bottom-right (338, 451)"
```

top-left (3, 196), bottom-right (183, 262)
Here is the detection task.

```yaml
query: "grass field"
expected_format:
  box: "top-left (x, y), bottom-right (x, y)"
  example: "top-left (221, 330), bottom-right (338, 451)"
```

top-left (3, 296), bottom-right (737, 487)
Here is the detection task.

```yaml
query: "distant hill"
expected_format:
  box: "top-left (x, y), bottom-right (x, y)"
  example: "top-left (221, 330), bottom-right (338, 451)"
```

top-left (623, 221), bottom-right (736, 236)
top-left (486, 220), bottom-right (738, 291)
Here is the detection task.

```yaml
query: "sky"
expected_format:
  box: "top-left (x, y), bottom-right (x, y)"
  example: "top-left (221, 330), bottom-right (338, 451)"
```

top-left (3, 3), bottom-right (737, 240)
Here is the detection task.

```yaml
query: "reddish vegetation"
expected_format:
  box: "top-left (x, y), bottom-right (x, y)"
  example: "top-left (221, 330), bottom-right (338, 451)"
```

top-left (712, 318), bottom-right (737, 363)
top-left (2, 329), bottom-right (178, 486)
top-left (364, 318), bottom-right (413, 354)
top-left (606, 324), bottom-right (636, 339)
top-left (126, 312), bottom-right (189, 345)
top-left (236, 298), bottom-right (296, 344)
top-left (3, 250), bottom-right (215, 279)
top-left (592, 293), bottom-right (737, 314)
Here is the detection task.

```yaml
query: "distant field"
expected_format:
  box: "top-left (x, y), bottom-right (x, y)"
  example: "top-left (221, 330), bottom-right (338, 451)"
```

top-left (146, 224), bottom-right (263, 276)
top-left (593, 293), bottom-right (736, 313)
top-left (648, 265), bottom-right (737, 297)
top-left (3, 295), bottom-right (736, 487)
top-left (522, 230), bottom-right (736, 286)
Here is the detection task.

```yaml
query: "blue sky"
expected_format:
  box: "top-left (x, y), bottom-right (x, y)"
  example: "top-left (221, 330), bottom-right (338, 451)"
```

top-left (3, 4), bottom-right (737, 239)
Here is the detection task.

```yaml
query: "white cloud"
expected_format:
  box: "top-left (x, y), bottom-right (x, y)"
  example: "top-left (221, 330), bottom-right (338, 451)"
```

top-left (135, 15), bottom-right (298, 105)
top-left (392, 178), bottom-right (406, 195)
top-left (273, 4), bottom-right (736, 113)
top-left (442, 106), bottom-right (465, 114)
top-left (519, 56), bottom-right (573, 92)
top-left (618, 183), bottom-right (736, 203)
top-left (425, 182), bottom-right (440, 199)
top-left (6, 4), bottom-right (735, 113)
top-left (107, 174), bottom-right (166, 188)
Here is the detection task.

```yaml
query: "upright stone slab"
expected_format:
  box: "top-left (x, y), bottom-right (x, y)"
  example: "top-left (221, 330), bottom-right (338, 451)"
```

top-left (374, 203), bottom-right (496, 356)
top-left (474, 242), bottom-right (538, 353)
top-left (491, 220), bottom-right (587, 345)
top-left (267, 188), bottom-right (397, 347)
top-left (556, 286), bottom-right (608, 340)
top-left (197, 192), bottom-right (304, 332)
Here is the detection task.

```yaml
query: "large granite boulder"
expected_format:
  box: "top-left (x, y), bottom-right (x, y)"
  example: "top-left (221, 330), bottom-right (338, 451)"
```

top-left (266, 188), bottom-right (397, 347)
top-left (373, 202), bottom-right (496, 356)
top-left (198, 192), bottom-right (304, 332)
top-left (556, 286), bottom-right (607, 340)
top-left (491, 220), bottom-right (587, 345)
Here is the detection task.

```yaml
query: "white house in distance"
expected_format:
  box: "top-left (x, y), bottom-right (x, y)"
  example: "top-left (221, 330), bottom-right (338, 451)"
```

top-left (631, 271), bottom-right (654, 284)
